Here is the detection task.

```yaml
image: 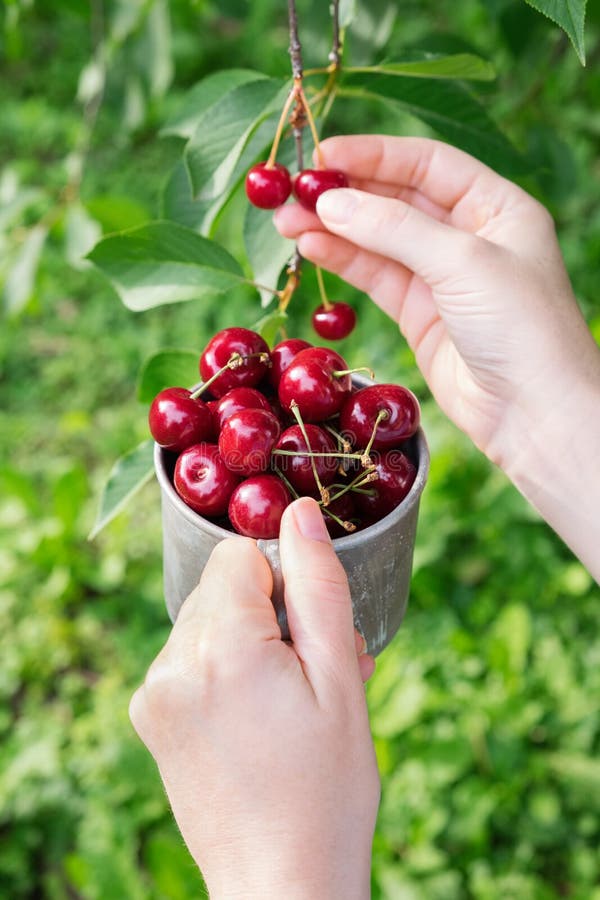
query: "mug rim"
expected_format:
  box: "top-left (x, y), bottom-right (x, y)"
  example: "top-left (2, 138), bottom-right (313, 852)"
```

top-left (154, 428), bottom-right (429, 548)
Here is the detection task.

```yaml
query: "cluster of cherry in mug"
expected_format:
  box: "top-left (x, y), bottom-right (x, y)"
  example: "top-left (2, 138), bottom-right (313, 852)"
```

top-left (149, 327), bottom-right (420, 540)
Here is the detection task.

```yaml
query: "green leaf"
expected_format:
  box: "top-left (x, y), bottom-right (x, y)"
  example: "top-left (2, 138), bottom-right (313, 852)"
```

top-left (87, 221), bottom-right (245, 311)
top-left (3, 224), bottom-right (48, 315)
top-left (161, 69), bottom-right (267, 139)
top-left (85, 194), bottom-right (150, 232)
top-left (162, 160), bottom-right (214, 231)
top-left (348, 53), bottom-right (496, 81)
top-left (548, 753), bottom-right (600, 791)
top-left (142, 0), bottom-right (173, 99)
top-left (345, 1), bottom-right (397, 65)
top-left (163, 118), bottom-right (280, 236)
top-left (340, 73), bottom-right (527, 176)
top-left (137, 349), bottom-right (200, 403)
top-left (523, 0), bottom-right (587, 64)
top-left (251, 310), bottom-right (288, 347)
top-left (0, 179), bottom-right (42, 232)
top-left (64, 203), bottom-right (102, 271)
top-left (244, 203), bottom-right (294, 308)
top-left (88, 440), bottom-right (155, 540)
top-left (184, 77), bottom-right (288, 201)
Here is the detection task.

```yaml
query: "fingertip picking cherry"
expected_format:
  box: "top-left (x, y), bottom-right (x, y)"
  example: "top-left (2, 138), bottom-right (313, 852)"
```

top-left (312, 302), bottom-right (356, 341)
top-left (228, 474), bottom-right (291, 539)
top-left (293, 168), bottom-right (348, 212)
top-left (245, 162), bottom-right (292, 209)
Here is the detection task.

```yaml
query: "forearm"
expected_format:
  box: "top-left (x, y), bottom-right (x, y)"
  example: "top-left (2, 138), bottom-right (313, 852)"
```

top-left (503, 336), bottom-right (600, 581)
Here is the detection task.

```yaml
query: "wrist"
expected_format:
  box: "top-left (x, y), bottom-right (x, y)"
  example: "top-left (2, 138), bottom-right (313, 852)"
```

top-left (495, 332), bottom-right (600, 579)
top-left (208, 868), bottom-right (371, 900)
top-left (203, 837), bottom-right (373, 900)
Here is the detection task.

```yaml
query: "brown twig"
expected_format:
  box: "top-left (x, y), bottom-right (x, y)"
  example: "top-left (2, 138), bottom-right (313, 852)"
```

top-left (329, 0), bottom-right (342, 69)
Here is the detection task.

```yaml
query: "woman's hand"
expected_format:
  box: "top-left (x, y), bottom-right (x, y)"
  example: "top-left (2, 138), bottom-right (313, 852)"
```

top-left (276, 135), bottom-right (597, 465)
top-left (129, 498), bottom-right (379, 900)
top-left (276, 136), bottom-right (600, 579)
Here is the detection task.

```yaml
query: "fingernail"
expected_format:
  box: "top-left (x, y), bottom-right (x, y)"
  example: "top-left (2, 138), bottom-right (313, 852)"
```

top-left (356, 631), bottom-right (368, 656)
top-left (290, 497), bottom-right (332, 544)
top-left (316, 189), bottom-right (358, 225)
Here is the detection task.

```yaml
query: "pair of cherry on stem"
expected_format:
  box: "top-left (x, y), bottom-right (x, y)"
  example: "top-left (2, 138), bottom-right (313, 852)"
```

top-left (150, 328), bottom-right (420, 539)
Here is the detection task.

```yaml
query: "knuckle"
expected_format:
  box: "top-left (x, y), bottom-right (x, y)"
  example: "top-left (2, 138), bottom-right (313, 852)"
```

top-left (384, 199), bottom-right (414, 237)
top-left (128, 686), bottom-right (147, 733)
top-left (205, 536), bottom-right (244, 569)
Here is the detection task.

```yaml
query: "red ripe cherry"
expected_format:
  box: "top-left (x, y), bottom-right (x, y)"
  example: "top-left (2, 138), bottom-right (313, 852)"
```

top-left (228, 475), bottom-right (291, 539)
top-left (340, 384), bottom-right (420, 450)
top-left (218, 408), bottom-right (281, 476)
top-left (213, 387), bottom-right (272, 433)
top-left (245, 162), bottom-right (292, 209)
top-left (278, 347), bottom-right (352, 422)
top-left (355, 450), bottom-right (417, 520)
top-left (268, 338), bottom-right (312, 390)
top-left (149, 387), bottom-right (213, 453)
top-left (200, 327), bottom-right (270, 398)
top-left (293, 168), bottom-right (348, 212)
top-left (312, 302), bottom-right (356, 341)
top-left (174, 443), bottom-right (240, 517)
top-left (273, 424), bottom-right (339, 496)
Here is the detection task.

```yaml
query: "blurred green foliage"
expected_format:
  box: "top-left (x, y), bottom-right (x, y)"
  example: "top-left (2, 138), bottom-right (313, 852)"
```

top-left (0, 1), bottom-right (599, 898)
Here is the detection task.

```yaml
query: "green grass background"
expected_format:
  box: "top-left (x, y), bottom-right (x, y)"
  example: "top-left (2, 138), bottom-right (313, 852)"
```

top-left (1, 1), bottom-right (599, 897)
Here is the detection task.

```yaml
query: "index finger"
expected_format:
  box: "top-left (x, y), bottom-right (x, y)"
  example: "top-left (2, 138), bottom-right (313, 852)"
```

top-left (318, 135), bottom-right (518, 214)
top-left (175, 537), bottom-right (280, 642)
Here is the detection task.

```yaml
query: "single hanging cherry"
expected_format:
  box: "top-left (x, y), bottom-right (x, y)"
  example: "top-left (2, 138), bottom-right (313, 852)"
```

top-left (312, 302), bottom-right (356, 341)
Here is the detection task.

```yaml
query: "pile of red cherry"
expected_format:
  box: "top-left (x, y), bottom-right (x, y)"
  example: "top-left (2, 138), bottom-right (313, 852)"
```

top-left (149, 327), bottom-right (420, 540)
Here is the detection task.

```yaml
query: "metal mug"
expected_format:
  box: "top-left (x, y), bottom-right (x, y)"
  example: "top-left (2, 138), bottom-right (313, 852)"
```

top-left (154, 387), bottom-right (429, 656)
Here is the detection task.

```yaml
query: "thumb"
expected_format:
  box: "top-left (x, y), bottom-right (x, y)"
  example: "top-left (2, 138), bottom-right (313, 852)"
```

top-left (278, 497), bottom-right (358, 689)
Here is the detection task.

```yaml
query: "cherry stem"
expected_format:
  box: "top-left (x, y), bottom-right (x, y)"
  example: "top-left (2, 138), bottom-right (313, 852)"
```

top-left (266, 84), bottom-right (300, 169)
top-left (327, 467), bottom-right (378, 505)
top-left (332, 366), bottom-right (375, 380)
top-left (272, 466), bottom-right (301, 500)
top-left (349, 486), bottom-right (377, 497)
top-left (189, 352), bottom-right (269, 399)
top-left (243, 277), bottom-right (283, 299)
top-left (289, 400), bottom-right (330, 504)
top-left (287, 0), bottom-right (303, 80)
top-left (320, 505), bottom-right (356, 534)
top-left (315, 266), bottom-right (333, 311)
top-left (329, 0), bottom-right (342, 70)
top-left (323, 423), bottom-right (352, 453)
top-left (278, 269), bottom-right (301, 313)
top-left (363, 408), bottom-right (389, 459)
top-left (272, 449), bottom-right (363, 460)
top-left (297, 83), bottom-right (326, 169)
